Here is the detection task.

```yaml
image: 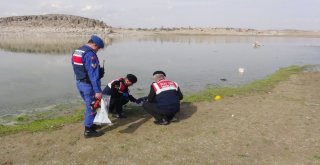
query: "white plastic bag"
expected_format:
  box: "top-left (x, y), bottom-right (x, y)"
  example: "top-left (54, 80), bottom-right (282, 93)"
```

top-left (93, 95), bottom-right (112, 125)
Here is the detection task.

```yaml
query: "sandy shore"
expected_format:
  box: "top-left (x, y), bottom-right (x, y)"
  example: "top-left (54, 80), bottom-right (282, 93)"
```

top-left (1, 70), bottom-right (320, 164)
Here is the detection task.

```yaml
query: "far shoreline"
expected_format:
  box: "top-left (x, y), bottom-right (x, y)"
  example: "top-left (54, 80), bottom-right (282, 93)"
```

top-left (1, 26), bottom-right (320, 39)
top-left (2, 27), bottom-right (319, 55)
top-left (1, 14), bottom-right (319, 38)
top-left (108, 28), bottom-right (320, 38)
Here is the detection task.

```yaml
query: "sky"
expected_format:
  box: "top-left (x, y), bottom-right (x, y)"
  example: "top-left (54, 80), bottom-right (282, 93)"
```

top-left (0, 0), bottom-right (319, 30)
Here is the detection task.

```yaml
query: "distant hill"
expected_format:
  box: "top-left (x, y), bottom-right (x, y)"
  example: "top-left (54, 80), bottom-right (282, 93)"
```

top-left (0, 14), bottom-right (110, 32)
top-left (1, 14), bottom-right (319, 37)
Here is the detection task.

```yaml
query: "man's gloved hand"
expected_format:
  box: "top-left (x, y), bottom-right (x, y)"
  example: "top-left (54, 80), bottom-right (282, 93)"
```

top-left (135, 98), bottom-right (143, 104)
top-left (135, 97), bottom-right (147, 104)
top-left (91, 98), bottom-right (101, 111)
top-left (99, 67), bottom-right (105, 79)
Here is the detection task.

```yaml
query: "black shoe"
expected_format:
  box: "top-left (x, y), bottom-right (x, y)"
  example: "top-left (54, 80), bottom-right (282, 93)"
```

top-left (112, 114), bottom-right (127, 119)
top-left (92, 124), bottom-right (102, 131)
top-left (84, 127), bottom-right (103, 138)
top-left (153, 119), bottom-right (169, 125)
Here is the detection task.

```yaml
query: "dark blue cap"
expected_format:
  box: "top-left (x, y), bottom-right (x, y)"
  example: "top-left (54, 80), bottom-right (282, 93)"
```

top-left (91, 35), bottom-right (105, 49)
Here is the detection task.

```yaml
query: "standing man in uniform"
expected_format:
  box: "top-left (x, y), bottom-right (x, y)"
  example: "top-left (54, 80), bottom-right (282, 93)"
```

top-left (71, 35), bottom-right (105, 138)
top-left (142, 71), bottom-right (183, 125)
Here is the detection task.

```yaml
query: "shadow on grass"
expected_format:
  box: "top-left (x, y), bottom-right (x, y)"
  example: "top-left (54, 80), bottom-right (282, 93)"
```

top-left (177, 102), bottom-right (197, 121)
top-left (118, 114), bottom-right (152, 134)
top-left (99, 102), bottom-right (197, 134)
top-left (100, 105), bottom-right (152, 134)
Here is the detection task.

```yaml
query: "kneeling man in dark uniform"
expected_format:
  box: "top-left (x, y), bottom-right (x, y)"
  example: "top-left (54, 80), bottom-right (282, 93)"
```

top-left (102, 74), bottom-right (139, 118)
top-left (142, 71), bottom-right (183, 125)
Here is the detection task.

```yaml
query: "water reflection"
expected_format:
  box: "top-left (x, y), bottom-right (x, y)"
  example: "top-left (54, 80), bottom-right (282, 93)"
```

top-left (111, 35), bottom-right (258, 44)
top-left (0, 35), bottom-right (320, 121)
top-left (0, 33), bottom-right (110, 54)
top-left (111, 35), bottom-right (320, 46)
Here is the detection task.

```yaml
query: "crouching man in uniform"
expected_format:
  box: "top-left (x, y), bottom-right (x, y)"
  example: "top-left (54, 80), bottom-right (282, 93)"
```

top-left (142, 71), bottom-right (183, 125)
top-left (102, 74), bottom-right (140, 118)
top-left (71, 35), bottom-right (105, 138)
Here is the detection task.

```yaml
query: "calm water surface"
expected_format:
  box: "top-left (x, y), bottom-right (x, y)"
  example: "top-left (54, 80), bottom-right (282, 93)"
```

top-left (0, 36), bottom-right (320, 118)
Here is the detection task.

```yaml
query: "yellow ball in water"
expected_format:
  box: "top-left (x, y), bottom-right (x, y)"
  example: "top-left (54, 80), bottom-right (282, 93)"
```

top-left (214, 95), bottom-right (221, 101)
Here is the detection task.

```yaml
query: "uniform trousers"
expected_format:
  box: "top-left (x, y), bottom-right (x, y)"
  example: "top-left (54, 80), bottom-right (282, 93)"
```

top-left (77, 81), bottom-right (96, 128)
top-left (142, 102), bottom-right (178, 121)
top-left (109, 96), bottom-right (129, 115)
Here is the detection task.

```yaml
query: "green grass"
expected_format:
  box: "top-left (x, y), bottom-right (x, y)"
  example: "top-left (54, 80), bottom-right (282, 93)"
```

top-left (183, 66), bottom-right (304, 102)
top-left (15, 115), bottom-right (28, 121)
top-left (314, 155), bottom-right (320, 160)
top-left (0, 104), bottom-right (145, 136)
top-left (0, 108), bottom-right (83, 136)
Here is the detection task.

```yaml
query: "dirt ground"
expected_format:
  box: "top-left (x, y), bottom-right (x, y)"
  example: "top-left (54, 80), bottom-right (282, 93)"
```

top-left (1, 71), bottom-right (320, 165)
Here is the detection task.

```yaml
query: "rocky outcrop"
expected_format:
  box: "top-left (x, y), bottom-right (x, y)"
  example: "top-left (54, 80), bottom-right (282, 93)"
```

top-left (0, 14), bottom-right (112, 34)
top-left (0, 14), bottom-right (112, 54)
top-left (0, 14), bottom-right (110, 28)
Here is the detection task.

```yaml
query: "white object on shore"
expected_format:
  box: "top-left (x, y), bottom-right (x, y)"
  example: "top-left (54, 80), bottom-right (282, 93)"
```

top-left (94, 95), bottom-right (112, 125)
top-left (238, 67), bottom-right (245, 73)
top-left (253, 41), bottom-right (262, 48)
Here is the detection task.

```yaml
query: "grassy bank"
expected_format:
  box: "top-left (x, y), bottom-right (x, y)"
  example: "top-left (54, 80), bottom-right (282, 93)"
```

top-left (0, 105), bottom-right (145, 136)
top-left (0, 108), bottom-right (83, 136)
top-left (183, 65), bottom-right (304, 102)
top-left (0, 66), bottom-right (304, 136)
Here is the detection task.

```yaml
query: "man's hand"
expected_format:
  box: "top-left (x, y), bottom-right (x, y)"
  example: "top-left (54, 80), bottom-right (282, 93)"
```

top-left (95, 92), bottom-right (102, 100)
top-left (136, 97), bottom-right (147, 104)
top-left (135, 98), bottom-right (143, 104)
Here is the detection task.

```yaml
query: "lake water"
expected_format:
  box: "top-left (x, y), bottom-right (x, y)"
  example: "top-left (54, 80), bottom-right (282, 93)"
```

top-left (0, 35), bottom-right (320, 119)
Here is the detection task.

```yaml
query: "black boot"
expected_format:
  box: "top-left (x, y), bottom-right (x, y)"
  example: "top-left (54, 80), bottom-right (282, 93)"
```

top-left (91, 124), bottom-right (102, 131)
top-left (153, 118), bottom-right (169, 125)
top-left (84, 127), bottom-right (103, 138)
